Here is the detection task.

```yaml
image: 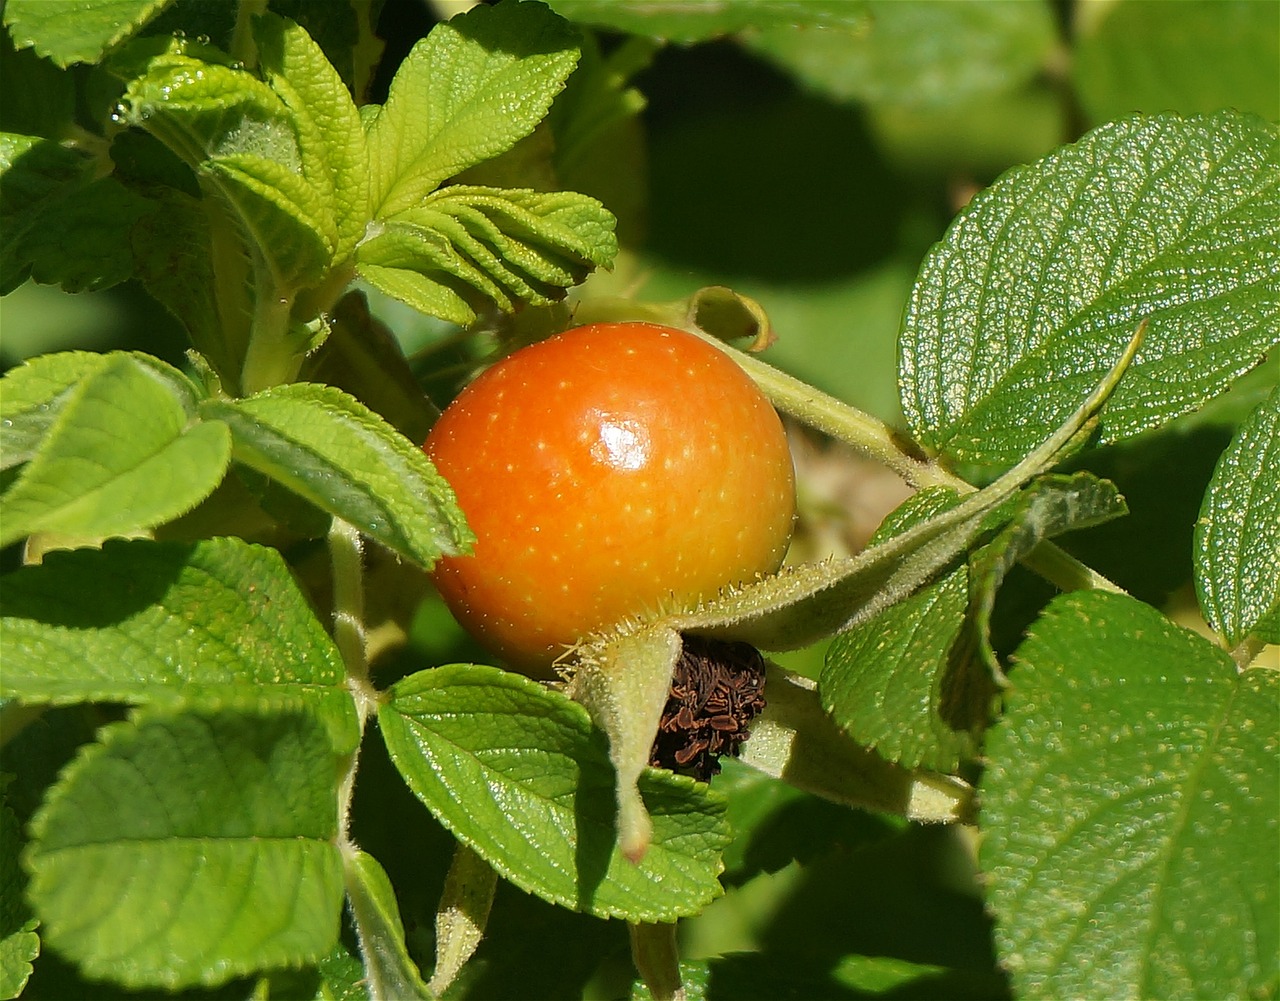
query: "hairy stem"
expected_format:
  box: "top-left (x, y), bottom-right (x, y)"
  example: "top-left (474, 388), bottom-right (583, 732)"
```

top-left (329, 518), bottom-right (376, 840)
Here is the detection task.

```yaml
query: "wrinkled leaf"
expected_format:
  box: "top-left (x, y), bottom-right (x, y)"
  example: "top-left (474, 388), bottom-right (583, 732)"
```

top-left (366, 0), bottom-right (580, 218)
top-left (1195, 386), bottom-right (1280, 645)
top-left (24, 708), bottom-right (346, 989)
top-left (202, 382), bottom-right (472, 568)
top-left (982, 591), bottom-right (1279, 999)
top-left (380, 664), bottom-right (730, 922)
top-left (0, 354), bottom-right (231, 547)
top-left (901, 111), bottom-right (1280, 468)
top-left (0, 133), bottom-right (153, 294)
top-left (359, 184), bottom-right (616, 324)
top-left (254, 11), bottom-right (369, 266)
top-left (0, 536), bottom-right (359, 751)
top-left (4, 0), bottom-right (171, 67)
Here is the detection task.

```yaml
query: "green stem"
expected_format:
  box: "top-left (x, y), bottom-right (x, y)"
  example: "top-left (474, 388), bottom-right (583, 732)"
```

top-left (240, 291), bottom-right (305, 394)
top-left (690, 325), bottom-right (1129, 598)
top-left (329, 518), bottom-right (377, 840)
top-left (628, 922), bottom-right (683, 1001)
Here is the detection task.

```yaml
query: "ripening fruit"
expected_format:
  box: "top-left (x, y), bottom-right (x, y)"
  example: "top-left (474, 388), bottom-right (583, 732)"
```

top-left (425, 321), bottom-right (796, 675)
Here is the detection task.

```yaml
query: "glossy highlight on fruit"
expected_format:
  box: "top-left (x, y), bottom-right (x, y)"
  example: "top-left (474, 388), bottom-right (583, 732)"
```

top-left (425, 321), bottom-right (797, 674)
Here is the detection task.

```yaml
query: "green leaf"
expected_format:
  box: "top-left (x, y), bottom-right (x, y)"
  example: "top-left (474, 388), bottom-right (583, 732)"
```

top-left (0, 794), bottom-right (39, 1001)
top-left (0, 30), bottom-right (75, 138)
top-left (900, 111), bottom-right (1280, 468)
top-left (428, 843), bottom-right (497, 998)
top-left (379, 664), bottom-right (730, 922)
top-left (547, 0), bottom-right (868, 45)
top-left (0, 536), bottom-right (359, 751)
top-left (120, 53), bottom-right (334, 289)
top-left (342, 850), bottom-right (432, 1001)
top-left (981, 591), bottom-right (1279, 999)
top-left (3, 0), bottom-right (171, 67)
top-left (201, 382), bottom-right (472, 568)
top-left (821, 474), bottom-right (1128, 772)
top-left (1074, 0), bottom-right (1280, 125)
top-left (24, 707), bottom-right (346, 990)
top-left (0, 354), bottom-right (231, 547)
top-left (301, 290), bottom-right (439, 446)
top-left (358, 185), bottom-right (617, 324)
top-left (0, 350), bottom-right (108, 470)
top-left (823, 565), bottom-right (976, 772)
top-left (1195, 386), bottom-right (1280, 646)
top-left (365, 0), bottom-right (581, 219)
top-left (130, 189), bottom-right (239, 383)
top-left (0, 351), bottom-right (201, 469)
top-left (743, 0), bottom-right (1055, 108)
top-left (967, 472), bottom-right (1129, 672)
top-left (0, 133), bottom-right (154, 294)
top-left (815, 484), bottom-right (975, 774)
top-left (253, 11), bottom-right (369, 266)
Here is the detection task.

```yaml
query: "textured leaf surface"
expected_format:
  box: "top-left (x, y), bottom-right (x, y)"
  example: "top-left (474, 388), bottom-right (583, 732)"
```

top-left (900, 111), bottom-right (1280, 467)
top-left (120, 52), bottom-right (334, 289)
top-left (982, 591), bottom-right (1279, 999)
top-left (254, 11), bottom-right (368, 265)
top-left (822, 474), bottom-right (1128, 772)
top-left (365, 0), bottom-right (580, 218)
top-left (202, 383), bottom-right (472, 568)
top-left (820, 488), bottom-right (977, 772)
top-left (0, 349), bottom-right (200, 470)
top-left (0, 355), bottom-right (230, 547)
top-left (24, 708), bottom-right (345, 989)
top-left (967, 472), bottom-right (1128, 671)
top-left (1074, 0), bottom-right (1279, 125)
top-left (380, 664), bottom-right (730, 922)
top-left (0, 536), bottom-right (358, 751)
top-left (1195, 386), bottom-right (1280, 645)
top-left (4, 0), bottom-right (170, 67)
top-left (358, 184), bottom-right (617, 324)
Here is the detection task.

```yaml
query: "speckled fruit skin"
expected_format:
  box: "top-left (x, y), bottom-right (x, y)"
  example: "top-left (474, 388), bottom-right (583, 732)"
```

top-left (425, 321), bottom-right (797, 675)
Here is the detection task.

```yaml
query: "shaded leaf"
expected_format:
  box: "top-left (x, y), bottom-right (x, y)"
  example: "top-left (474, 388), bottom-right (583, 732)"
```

top-left (547, 0), bottom-right (867, 45)
top-left (0, 133), bottom-right (153, 294)
top-left (0, 794), bottom-right (38, 1001)
top-left (967, 471), bottom-right (1128, 672)
top-left (743, 0), bottom-right (1054, 108)
top-left (119, 50), bottom-right (334, 289)
top-left (24, 708), bottom-right (346, 989)
top-left (1074, 0), bottom-right (1280, 125)
top-left (0, 536), bottom-right (359, 752)
top-left (342, 849), bottom-right (432, 1001)
top-left (981, 591), bottom-right (1279, 999)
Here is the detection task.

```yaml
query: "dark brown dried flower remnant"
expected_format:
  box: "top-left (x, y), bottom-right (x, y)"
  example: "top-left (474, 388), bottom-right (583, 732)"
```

top-left (648, 635), bottom-right (768, 781)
